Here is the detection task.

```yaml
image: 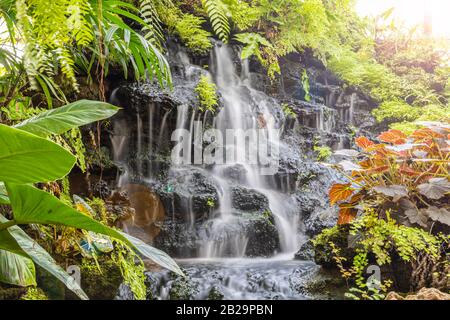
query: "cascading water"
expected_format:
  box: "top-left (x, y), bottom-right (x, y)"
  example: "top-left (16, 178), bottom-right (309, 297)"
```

top-left (195, 45), bottom-right (301, 258)
top-left (111, 42), bottom-right (357, 300)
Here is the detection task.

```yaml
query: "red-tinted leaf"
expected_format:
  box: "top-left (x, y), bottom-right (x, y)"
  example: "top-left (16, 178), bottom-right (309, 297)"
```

top-left (337, 205), bottom-right (358, 225)
top-left (398, 163), bottom-right (421, 177)
top-left (378, 129), bottom-right (407, 145)
top-left (348, 192), bottom-right (363, 204)
top-left (359, 158), bottom-right (387, 169)
top-left (411, 128), bottom-right (444, 142)
top-left (355, 136), bottom-right (374, 150)
top-left (329, 183), bottom-right (354, 205)
top-left (366, 165), bottom-right (389, 174)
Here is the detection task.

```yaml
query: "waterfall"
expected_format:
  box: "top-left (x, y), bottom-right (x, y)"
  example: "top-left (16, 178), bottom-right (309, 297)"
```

top-left (349, 92), bottom-right (356, 125)
top-left (111, 44), bottom-right (302, 260)
top-left (195, 45), bottom-right (300, 257)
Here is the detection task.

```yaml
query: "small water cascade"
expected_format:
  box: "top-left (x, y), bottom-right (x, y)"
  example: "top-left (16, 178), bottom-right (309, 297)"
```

top-left (192, 45), bottom-right (301, 258)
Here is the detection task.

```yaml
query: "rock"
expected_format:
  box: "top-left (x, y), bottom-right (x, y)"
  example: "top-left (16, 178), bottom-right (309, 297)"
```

top-left (385, 291), bottom-right (404, 300)
top-left (207, 286), bottom-right (224, 300)
top-left (168, 274), bottom-right (199, 300)
top-left (153, 220), bottom-right (199, 258)
top-left (0, 284), bottom-right (27, 300)
top-left (158, 168), bottom-right (219, 222)
top-left (221, 164), bottom-right (247, 183)
top-left (295, 240), bottom-right (315, 260)
top-left (91, 179), bottom-right (111, 199)
top-left (244, 213), bottom-right (280, 257)
top-left (304, 208), bottom-right (338, 238)
top-left (297, 269), bottom-right (347, 299)
top-left (386, 288), bottom-right (450, 300)
top-left (118, 183), bottom-right (166, 242)
top-left (115, 284), bottom-right (135, 300)
top-left (231, 186), bottom-right (269, 212)
top-left (105, 190), bottom-right (135, 224)
top-left (64, 257), bottom-right (123, 300)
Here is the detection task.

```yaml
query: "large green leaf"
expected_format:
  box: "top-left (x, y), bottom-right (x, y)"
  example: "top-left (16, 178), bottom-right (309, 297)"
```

top-left (0, 125), bottom-right (76, 184)
top-left (120, 232), bottom-right (184, 276)
top-left (6, 183), bottom-right (130, 241)
top-left (6, 184), bottom-right (183, 276)
top-left (0, 182), bottom-right (9, 204)
top-left (0, 224), bottom-right (28, 257)
top-left (14, 100), bottom-right (120, 137)
top-left (0, 216), bottom-right (88, 300)
top-left (0, 249), bottom-right (36, 287)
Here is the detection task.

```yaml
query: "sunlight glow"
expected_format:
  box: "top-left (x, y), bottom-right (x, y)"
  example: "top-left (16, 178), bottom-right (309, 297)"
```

top-left (356, 0), bottom-right (450, 38)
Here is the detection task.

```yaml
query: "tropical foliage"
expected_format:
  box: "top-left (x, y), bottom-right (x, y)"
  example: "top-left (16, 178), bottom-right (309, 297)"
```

top-left (329, 122), bottom-right (450, 227)
top-left (0, 101), bottom-right (182, 299)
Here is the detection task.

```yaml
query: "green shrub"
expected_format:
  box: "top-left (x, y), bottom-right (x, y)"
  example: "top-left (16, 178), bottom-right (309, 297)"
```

top-left (195, 75), bottom-right (218, 112)
top-left (314, 145), bottom-right (332, 162)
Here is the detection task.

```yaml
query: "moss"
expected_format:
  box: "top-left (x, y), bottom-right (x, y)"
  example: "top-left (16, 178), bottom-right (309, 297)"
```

top-left (74, 257), bottom-right (123, 300)
top-left (157, 5), bottom-right (212, 54)
top-left (20, 287), bottom-right (48, 300)
top-left (207, 286), bottom-right (224, 300)
top-left (0, 284), bottom-right (27, 300)
top-left (169, 273), bottom-right (198, 300)
top-left (85, 146), bottom-right (115, 170)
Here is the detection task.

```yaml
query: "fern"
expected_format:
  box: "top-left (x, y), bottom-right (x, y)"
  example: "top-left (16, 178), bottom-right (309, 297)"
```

top-left (67, 0), bottom-right (93, 46)
top-left (16, 0), bottom-right (79, 90)
top-left (235, 32), bottom-right (271, 61)
top-left (235, 32), bottom-right (280, 78)
top-left (202, 0), bottom-right (230, 43)
top-left (154, 3), bottom-right (212, 54)
top-left (139, 0), bottom-right (165, 48)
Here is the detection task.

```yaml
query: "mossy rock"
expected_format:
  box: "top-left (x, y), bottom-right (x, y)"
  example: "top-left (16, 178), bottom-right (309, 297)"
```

top-left (207, 286), bottom-right (224, 300)
top-left (0, 283), bottom-right (27, 300)
top-left (312, 224), bottom-right (354, 269)
top-left (168, 272), bottom-right (199, 300)
top-left (64, 257), bottom-right (123, 300)
top-left (301, 269), bottom-right (347, 299)
top-left (20, 287), bottom-right (49, 300)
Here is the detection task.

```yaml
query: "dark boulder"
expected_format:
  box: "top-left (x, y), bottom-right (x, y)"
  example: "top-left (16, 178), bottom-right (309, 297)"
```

top-left (231, 186), bottom-right (269, 213)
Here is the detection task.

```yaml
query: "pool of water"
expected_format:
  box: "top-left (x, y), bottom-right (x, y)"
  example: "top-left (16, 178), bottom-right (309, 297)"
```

top-left (124, 256), bottom-right (343, 300)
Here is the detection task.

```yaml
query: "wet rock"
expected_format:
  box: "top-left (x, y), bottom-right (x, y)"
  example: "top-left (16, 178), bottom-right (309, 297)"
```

top-left (244, 214), bottom-right (280, 257)
top-left (298, 269), bottom-right (347, 299)
top-left (231, 186), bottom-right (269, 213)
top-left (153, 220), bottom-right (199, 258)
top-left (295, 240), bottom-right (315, 261)
top-left (115, 284), bottom-right (135, 300)
top-left (221, 164), bottom-right (247, 183)
top-left (158, 168), bottom-right (219, 222)
top-left (207, 286), bottom-right (224, 300)
top-left (304, 209), bottom-right (338, 238)
top-left (168, 274), bottom-right (199, 300)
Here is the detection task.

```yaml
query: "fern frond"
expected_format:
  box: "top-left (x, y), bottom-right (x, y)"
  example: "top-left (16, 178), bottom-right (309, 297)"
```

top-left (67, 0), bottom-right (93, 46)
top-left (202, 0), bottom-right (230, 43)
top-left (139, 0), bottom-right (164, 48)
